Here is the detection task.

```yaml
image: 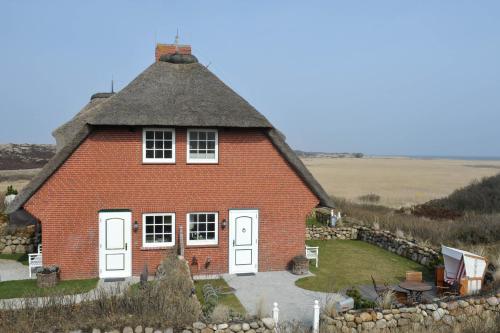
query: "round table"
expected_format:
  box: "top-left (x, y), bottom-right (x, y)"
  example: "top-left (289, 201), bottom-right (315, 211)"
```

top-left (399, 281), bottom-right (432, 303)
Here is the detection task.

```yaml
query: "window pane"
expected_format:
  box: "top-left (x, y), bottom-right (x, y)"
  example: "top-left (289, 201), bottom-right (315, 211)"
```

top-left (190, 132), bottom-right (198, 140)
top-left (207, 214), bottom-right (215, 222)
top-left (146, 235), bottom-right (154, 243)
top-left (199, 141), bottom-right (206, 149)
top-left (146, 216), bottom-right (154, 224)
top-left (154, 216), bottom-right (163, 224)
top-left (164, 141), bottom-right (172, 149)
top-left (146, 140), bottom-right (154, 149)
top-left (207, 132), bottom-right (215, 140)
top-left (155, 225), bottom-right (163, 233)
top-left (199, 223), bottom-right (206, 232)
top-left (146, 150), bottom-right (154, 158)
top-left (164, 151), bottom-right (172, 159)
top-left (146, 225), bottom-right (154, 234)
top-left (154, 131), bottom-right (163, 139)
top-left (145, 131), bottom-right (154, 139)
top-left (206, 152), bottom-right (215, 159)
top-left (207, 223), bottom-right (215, 232)
top-left (165, 225), bottom-right (172, 233)
top-left (207, 141), bottom-right (215, 150)
top-left (199, 214), bottom-right (206, 222)
top-left (155, 235), bottom-right (163, 243)
top-left (165, 235), bottom-right (172, 243)
top-left (164, 131), bottom-right (172, 140)
top-left (155, 141), bottom-right (163, 149)
top-left (199, 132), bottom-right (206, 140)
top-left (206, 232), bottom-right (215, 240)
top-left (155, 150), bottom-right (163, 158)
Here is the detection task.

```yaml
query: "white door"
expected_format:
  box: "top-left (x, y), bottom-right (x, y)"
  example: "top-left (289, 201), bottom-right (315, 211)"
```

top-left (229, 209), bottom-right (259, 274)
top-left (99, 211), bottom-right (132, 278)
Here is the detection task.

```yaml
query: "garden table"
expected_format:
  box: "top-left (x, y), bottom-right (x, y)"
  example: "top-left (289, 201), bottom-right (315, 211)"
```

top-left (399, 281), bottom-right (432, 303)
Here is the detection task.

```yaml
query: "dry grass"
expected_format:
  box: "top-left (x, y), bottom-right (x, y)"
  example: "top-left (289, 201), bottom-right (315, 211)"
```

top-left (0, 255), bottom-right (201, 332)
top-left (303, 157), bottom-right (500, 208)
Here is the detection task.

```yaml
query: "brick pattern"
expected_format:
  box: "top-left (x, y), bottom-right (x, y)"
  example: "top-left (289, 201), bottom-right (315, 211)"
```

top-left (155, 44), bottom-right (192, 61)
top-left (24, 128), bottom-right (318, 280)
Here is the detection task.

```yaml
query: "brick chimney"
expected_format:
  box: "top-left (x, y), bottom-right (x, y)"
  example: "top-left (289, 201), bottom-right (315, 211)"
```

top-left (155, 43), bottom-right (192, 62)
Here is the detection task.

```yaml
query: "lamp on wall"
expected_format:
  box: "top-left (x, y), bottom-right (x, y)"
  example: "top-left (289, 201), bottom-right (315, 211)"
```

top-left (221, 218), bottom-right (227, 229)
top-left (133, 221), bottom-right (139, 232)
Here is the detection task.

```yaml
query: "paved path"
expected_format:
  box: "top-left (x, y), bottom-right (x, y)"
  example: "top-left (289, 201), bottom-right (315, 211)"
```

top-left (0, 259), bottom-right (30, 282)
top-left (223, 271), bottom-right (344, 325)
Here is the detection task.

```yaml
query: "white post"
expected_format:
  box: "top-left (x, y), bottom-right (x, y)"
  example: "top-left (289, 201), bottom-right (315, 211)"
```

top-left (272, 302), bottom-right (279, 324)
top-left (313, 300), bottom-right (320, 333)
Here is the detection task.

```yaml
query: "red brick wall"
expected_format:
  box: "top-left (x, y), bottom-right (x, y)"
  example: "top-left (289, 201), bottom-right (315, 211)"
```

top-left (24, 127), bottom-right (319, 280)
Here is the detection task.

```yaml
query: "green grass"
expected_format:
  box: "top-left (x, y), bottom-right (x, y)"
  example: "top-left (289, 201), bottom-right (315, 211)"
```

top-left (194, 278), bottom-right (246, 314)
top-left (0, 253), bottom-right (29, 265)
top-left (0, 278), bottom-right (98, 299)
top-left (296, 240), bottom-right (433, 292)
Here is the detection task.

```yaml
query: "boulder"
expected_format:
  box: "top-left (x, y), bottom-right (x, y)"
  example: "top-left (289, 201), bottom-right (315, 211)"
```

top-left (486, 296), bottom-right (499, 306)
top-left (359, 312), bottom-right (372, 322)
top-left (1, 246), bottom-right (13, 254)
top-left (261, 318), bottom-right (274, 330)
top-left (229, 324), bottom-right (241, 332)
top-left (193, 322), bottom-right (207, 330)
top-left (15, 245), bottom-right (25, 254)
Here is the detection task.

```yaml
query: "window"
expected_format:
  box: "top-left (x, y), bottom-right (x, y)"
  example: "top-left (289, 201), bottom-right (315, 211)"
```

top-left (187, 212), bottom-right (218, 246)
top-left (187, 129), bottom-right (218, 163)
top-left (143, 128), bottom-right (175, 163)
top-left (142, 213), bottom-right (175, 247)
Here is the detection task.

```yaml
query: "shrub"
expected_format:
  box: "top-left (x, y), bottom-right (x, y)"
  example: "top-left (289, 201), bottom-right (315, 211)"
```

top-left (5, 185), bottom-right (18, 196)
top-left (0, 255), bottom-right (201, 332)
top-left (210, 304), bottom-right (231, 323)
top-left (376, 289), bottom-right (395, 310)
top-left (358, 193), bottom-right (381, 203)
top-left (345, 287), bottom-right (376, 309)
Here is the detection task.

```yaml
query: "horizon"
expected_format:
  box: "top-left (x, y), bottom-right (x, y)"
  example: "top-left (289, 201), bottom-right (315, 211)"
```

top-left (1, 1), bottom-right (499, 157)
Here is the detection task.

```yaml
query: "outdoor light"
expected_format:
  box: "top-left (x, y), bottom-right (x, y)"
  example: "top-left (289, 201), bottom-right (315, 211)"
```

top-left (192, 256), bottom-right (198, 265)
top-left (205, 256), bottom-right (212, 268)
top-left (221, 218), bottom-right (227, 229)
top-left (133, 220), bottom-right (139, 232)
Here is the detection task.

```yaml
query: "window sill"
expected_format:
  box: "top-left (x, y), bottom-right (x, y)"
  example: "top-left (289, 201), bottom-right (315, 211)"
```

top-left (185, 244), bottom-right (219, 249)
top-left (186, 160), bottom-right (219, 165)
top-left (140, 246), bottom-right (175, 251)
top-left (142, 161), bottom-right (176, 164)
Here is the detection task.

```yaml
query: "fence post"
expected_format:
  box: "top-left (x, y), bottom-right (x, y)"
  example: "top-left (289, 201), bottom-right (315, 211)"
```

top-left (272, 302), bottom-right (279, 323)
top-left (313, 300), bottom-right (320, 333)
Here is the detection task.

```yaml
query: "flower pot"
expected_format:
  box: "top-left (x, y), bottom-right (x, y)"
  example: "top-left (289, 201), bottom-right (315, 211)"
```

top-left (292, 255), bottom-right (309, 275)
top-left (36, 266), bottom-right (59, 288)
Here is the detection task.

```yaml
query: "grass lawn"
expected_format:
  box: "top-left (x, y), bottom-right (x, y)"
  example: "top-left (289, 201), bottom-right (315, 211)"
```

top-left (296, 240), bottom-right (433, 292)
top-left (0, 278), bottom-right (98, 299)
top-left (194, 278), bottom-right (246, 314)
top-left (0, 253), bottom-right (29, 265)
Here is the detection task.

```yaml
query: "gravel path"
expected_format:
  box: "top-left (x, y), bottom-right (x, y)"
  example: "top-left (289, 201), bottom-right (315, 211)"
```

top-left (0, 259), bottom-right (30, 282)
top-left (223, 271), bottom-right (344, 325)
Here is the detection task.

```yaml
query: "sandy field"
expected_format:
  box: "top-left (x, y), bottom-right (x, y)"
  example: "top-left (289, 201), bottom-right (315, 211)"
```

top-left (302, 157), bottom-right (500, 208)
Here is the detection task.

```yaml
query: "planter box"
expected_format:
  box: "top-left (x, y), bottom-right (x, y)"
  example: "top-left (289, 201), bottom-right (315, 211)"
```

top-left (292, 255), bottom-right (309, 275)
top-left (37, 271), bottom-right (59, 288)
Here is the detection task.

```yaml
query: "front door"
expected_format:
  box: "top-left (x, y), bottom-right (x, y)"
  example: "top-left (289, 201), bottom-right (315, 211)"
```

top-left (229, 209), bottom-right (259, 274)
top-left (99, 211), bottom-right (132, 278)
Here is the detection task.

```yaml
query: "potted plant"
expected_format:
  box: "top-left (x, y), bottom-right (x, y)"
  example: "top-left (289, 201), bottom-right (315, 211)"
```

top-left (291, 255), bottom-right (309, 275)
top-left (36, 265), bottom-right (59, 288)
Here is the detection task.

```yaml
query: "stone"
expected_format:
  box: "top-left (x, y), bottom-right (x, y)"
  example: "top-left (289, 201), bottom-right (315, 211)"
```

top-left (383, 314), bottom-right (393, 321)
top-left (134, 326), bottom-right (143, 333)
top-left (486, 296), bottom-right (499, 306)
top-left (145, 328), bottom-right (154, 333)
top-left (229, 324), bottom-right (241, 332)
top-left (201, 328), bottom-right (213, 333)
top-left (249, 323), bottom-right (259, 329)
top-left (458, 300), bottom-right (469, 308)
top-left (164, 329), bottom-right (173, 333)
top-left (387, 319), bottom-right (397, 328)
top-left (246, 330), bottom-right (255, 333)
top-left (344, 314), bottom-right (355, 322)
top-left (375, 312), bottom-right (383, 320)
top-left (439, 302), bottom-right (448, 309)
top-left (69, 330), bottom-right (82, 333)
top-left (426, 304), bottom-right (438, 311)
top-left (12, 239), bottom-right (20, 245)
top-left (375, 319), bottom-right (387, 329)
top-left (193, 322), bottom-right (207, 330)
top-left (242, 323), bottom-right (250, 331)
top-left (92, 329), bottom-right (101, 333)
top-left (397, 318), bottom-right (410, 326)
top-left (359, 312), bottom-right (372, 322)
top-left (432, 308), bottom-right (445, 321)
top-left (261, 318), bottom-right (274, 330)
top-left (153, 330), bottom-right (162, 333)
top-left (123, 328), bottom-right (134, 333)
top-left (218, 324), bottom-right (229, 330)
top-left (1, 246), bottom-right (12, 254)
top-left (447, 301), bottom-right (458, 311)
top-left (442, 315), bottom-right (454, 326)
top-left (361, 322), bottom-right (375, 330)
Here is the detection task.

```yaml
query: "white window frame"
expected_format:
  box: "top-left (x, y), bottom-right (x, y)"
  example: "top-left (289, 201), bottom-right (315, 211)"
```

top-left (186, 129), bottom-right (218, 164)
top-left (142, 128), bottom-right (176, 163)
top-left (142, 213), bottom-right (176, 248)
top-left (186, 212), bottom-right (219, 246)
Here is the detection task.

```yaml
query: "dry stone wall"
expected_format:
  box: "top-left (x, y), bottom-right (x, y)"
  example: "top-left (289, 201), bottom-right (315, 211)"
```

top-left (0, 220), bottom-right (35, 254)
top-left (306, 225), bottom-right (440, 268)
top-left (321, 294), bottom-right (500, 333)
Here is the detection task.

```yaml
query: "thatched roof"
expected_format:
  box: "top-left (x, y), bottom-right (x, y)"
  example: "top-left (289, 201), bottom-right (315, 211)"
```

top-left (6, 57), bottom-right (334, 214)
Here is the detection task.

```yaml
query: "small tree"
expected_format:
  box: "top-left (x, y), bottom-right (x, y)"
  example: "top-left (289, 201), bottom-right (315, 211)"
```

top-left (6, 185), bottom-right (18, 196)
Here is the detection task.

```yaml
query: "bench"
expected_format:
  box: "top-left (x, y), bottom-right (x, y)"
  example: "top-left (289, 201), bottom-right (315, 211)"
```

top-left (28, 244), bottom-right (42, 278)
top-left (305, 245), bottom-right (319, 267)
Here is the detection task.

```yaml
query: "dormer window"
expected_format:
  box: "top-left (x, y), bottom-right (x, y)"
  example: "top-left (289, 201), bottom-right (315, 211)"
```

top-left (187, 129), bottom-right (218, 164)
top-left (142, 128), bottom-right (175, 163)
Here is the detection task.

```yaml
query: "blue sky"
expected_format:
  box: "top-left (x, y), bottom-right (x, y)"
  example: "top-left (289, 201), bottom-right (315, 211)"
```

top-left (1, 1), bottom-right (499, 156)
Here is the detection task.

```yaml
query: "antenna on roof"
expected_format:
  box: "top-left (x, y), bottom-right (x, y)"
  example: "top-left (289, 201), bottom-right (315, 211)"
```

top-left (174, 29), bottom-right (180, 52)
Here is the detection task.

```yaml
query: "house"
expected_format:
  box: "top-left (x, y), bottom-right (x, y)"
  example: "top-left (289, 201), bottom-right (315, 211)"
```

top-left (7, 44), bottom-right (334, 280)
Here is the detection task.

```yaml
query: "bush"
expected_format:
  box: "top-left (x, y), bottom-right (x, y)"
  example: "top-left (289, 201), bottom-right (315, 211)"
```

top-left (0, 255), bottom-right (201, 332)
top-left (357, 193), bottom-right (381, 203)
top-left (210, 304), bottom-right (231, 323)
top-left (345, 287), bottom-right (376, 309)
top-left (5, 185), bottom-right (18, 196)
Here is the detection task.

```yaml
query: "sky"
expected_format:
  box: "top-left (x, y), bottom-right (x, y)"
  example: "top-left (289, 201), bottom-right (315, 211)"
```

top-left (1, 1), bottom-right (499, 157)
